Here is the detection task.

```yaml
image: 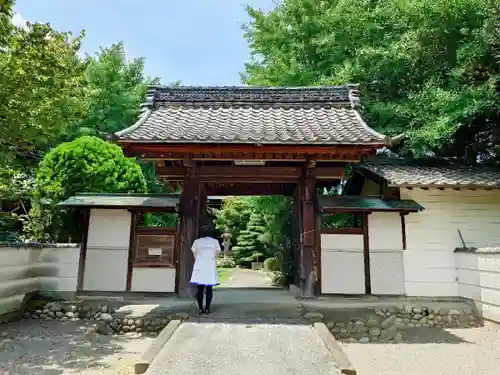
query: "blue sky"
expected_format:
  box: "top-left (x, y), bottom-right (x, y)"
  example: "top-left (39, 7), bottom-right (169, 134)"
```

top-left (13, 0), bottom-right (276, 86)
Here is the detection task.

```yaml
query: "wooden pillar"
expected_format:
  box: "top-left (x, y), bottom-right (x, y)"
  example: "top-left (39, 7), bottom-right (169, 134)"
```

top-left (126, 211), bottom-right (137, 291)
top-left (299, 161), bottom-right (317, 298)
top-left (362, 213), bottom-right (371, 294)
top-left (198, 184), bottom-right (209, 227)
top-left (177, 159), bottom-right (200, 298)
top-left (400, 213), bottom-right (407, 250)
top-left (292, 186), bottom-right (301, 287)
top-left (76, 208), bottom-right (90, 292)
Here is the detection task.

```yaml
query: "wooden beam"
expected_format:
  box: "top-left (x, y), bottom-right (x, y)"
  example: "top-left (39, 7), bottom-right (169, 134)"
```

top-left (362, 213), bottom-right (371, 294)
top-left (76, 209), bottom-right (90, 292)
top-left (122, 143), bottom-right (379, 161)
top-left (123, 143), bottom-right (382, 155)
top-left (320, 227), bottom-right (363, 235)
top-left (156, 166), bottom-right (345, 180)
top-left (204, 183), bottom-right (295, 196)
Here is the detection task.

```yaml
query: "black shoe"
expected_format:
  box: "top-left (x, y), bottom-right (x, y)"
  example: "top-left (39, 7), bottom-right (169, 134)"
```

top-left (198, 308), bottom-right (205, 314)
top-left (204, 308), bottom-right (210, 315)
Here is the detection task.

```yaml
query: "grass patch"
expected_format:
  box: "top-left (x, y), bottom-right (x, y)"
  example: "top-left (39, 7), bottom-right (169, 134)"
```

top-left (217, 268), bottom-right (233, 286)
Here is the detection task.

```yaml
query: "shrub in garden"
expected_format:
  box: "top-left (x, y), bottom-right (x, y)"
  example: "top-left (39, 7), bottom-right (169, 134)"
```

top-left (26, 136), bottom-right (147, 241)
top-left (263, 257), bottom-right (279, 272)
top-left (216, 257), bottom-right (236, 268)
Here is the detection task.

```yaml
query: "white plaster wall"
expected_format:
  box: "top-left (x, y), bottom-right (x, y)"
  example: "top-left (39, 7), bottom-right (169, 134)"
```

top-left (82, 209), bottom-right (131, 292)
top-left (320, 213), bottom-right (405, 295)
top-left (368, 213), bottom-right (405, 295)
top-left (456, 252), bottom-right (500, 323)
top-left (0, 246), bottom-right (79, 316)
top-left (131, 268), bottom-right (176, 293)
top-left (321, 234), bottom-right (365, 294)
top-left (400, 189), bottom-right (500, 297)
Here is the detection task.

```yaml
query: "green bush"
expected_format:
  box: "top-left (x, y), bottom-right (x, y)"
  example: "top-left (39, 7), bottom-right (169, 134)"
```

top-left (216, 257), bottom-right (236, 268)
top-left (263, 257), bottom-right (279, 272)
top-left (26, 136), bottom-right (147, 241)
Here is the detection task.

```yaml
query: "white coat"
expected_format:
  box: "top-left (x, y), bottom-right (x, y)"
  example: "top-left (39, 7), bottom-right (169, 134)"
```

top-left (189, 237), bottom-right (221, 286)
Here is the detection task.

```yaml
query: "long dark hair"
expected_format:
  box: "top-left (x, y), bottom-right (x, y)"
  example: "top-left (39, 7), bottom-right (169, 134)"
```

top-left (198, 224), bottom-right (214, 238)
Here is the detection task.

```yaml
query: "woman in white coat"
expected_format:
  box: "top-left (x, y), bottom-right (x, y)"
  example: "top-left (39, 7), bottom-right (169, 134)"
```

top-left (190, 224), bottom-right (221, 314)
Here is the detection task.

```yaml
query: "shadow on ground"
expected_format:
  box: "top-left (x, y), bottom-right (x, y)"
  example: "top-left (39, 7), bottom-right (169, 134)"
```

top-left (0, 319), bottom-right (153, 375)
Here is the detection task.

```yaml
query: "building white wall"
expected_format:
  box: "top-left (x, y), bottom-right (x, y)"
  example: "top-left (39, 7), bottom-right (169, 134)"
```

top-left (131, 268), bottom-right (176, 293)
top-left (456, 251), bottom-right (500, 323)
top-left (83, 209), bottom-right (131, 292)
top-left (321, 188), bottom-right (500, 300)
top-left (320, 212), bottom-right (405, 295)
top-left (401, 189), bottom-right (500, 297)
top-left (0, 246), bottom-right (79, 316)
top-left (369, 213), bottom-right (405, 295)
top-left (321, 234), bottom-right (365, 294)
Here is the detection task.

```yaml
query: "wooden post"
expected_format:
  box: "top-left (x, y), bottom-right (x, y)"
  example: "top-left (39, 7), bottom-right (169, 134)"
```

top-left (292, 186), bottom-right (301, 287)
top-left (126, 211), bottom-right (137, 291)
top-left (362, 213), bottom-right (371, 294)
top-left (400, 213), bottom-right (407, 250)
top-left (177, 159), bottom-right (200, 298)
top-left (315, 213), bottom-right (322, 295)
top-left (76, 209), bottom-right (90, 292)
top-left (299, 161), bottom-right (316, 298)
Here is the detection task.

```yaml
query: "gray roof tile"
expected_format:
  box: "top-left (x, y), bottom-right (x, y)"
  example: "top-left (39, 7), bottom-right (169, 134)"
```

top-left (115, 86), bottom-right (388, 145)
top-left (361, 158), bottom-right (500, 188)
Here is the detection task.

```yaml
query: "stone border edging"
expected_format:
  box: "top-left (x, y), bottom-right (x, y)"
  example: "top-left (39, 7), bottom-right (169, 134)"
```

top-left (135, 319), bottom-right (182, 374)
top-left (313, 322), bottom-right (356, 375)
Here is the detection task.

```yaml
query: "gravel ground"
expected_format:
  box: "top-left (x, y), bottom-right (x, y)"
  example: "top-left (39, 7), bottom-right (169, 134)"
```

top-left (0, 319), bottom-right (154, 375)
top-left (342, 321), bottom-right (500, 375)
top-left (223, 269), bottom-right (273, 288)
top-left (147, 322), bottom-right (342, 375)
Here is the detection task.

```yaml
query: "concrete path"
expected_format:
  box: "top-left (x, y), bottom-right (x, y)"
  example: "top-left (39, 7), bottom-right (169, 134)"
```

top-left (146, 322), bottom-right (341, 375)
top-left (223, 269), bottom-right (273, 288)
top-left (342, 322), bottom-right (500, 375)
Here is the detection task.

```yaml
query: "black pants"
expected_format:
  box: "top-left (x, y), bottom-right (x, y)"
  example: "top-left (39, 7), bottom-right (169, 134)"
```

top-left (196, 285), bottom-right (213, 311)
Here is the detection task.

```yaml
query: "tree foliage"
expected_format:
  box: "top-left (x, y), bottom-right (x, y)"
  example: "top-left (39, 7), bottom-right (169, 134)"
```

top-left (66, 42), bottom-right (160, 139)
top-left (214, 196), bottom-right (294, 284)
top-left (27, 136), bottom-right (147, 241)
top-left (243, 0), bottom-right (500, 163)
top-left (0, 21), bottom-right (86, 162)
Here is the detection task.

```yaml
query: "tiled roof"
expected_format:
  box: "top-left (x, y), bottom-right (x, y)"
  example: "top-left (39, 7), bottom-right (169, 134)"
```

top-left (115, 86), bottom-right (389, 145)
top-left (360, 158), bottom-right (500, 188)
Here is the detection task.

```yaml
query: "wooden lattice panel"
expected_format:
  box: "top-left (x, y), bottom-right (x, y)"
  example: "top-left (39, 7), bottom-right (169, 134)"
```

top-left (134, 234), bottom-right (175, 267)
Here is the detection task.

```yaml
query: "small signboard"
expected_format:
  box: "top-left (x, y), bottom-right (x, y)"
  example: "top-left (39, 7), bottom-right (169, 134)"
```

top-left (148, 247), bottom-right (163, 256)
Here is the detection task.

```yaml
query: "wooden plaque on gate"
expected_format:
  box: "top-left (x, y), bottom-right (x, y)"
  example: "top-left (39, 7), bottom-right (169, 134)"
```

top-left (134, 234), bottom-right (175, 267)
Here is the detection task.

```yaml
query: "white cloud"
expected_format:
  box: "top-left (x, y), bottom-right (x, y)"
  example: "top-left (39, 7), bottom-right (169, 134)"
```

top-left (12, 13), bottom-right (28, 28)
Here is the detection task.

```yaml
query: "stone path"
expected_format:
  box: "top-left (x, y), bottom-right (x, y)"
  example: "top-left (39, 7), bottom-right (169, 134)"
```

top-left (146, 322), bottom-right (341, 375)
top-left (342, 322), bottom-right (500, 375)
top-left (223, 269), bottom-right (273, 288)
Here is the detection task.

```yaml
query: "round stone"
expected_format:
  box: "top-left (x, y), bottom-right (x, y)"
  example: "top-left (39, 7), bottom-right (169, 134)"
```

top-left (394, 332), bottom-right (403, 343)
top-left (366, 318), bottom-right (379, 328)
top-left (99, 313), bottom-right (114, 322)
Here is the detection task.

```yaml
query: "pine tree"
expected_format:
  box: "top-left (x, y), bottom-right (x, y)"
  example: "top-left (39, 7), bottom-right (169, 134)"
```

top-left (231, 212), bottom-right (267, 266)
